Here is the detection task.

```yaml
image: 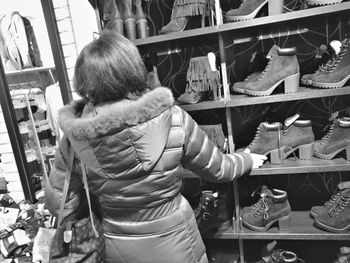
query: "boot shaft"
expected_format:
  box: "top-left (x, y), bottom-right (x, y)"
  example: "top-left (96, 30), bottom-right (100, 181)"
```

top-left (282, 119), bottom-right (315, 147)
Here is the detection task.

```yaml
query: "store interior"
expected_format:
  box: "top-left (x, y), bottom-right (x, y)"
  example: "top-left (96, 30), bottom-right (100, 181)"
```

top-left (0, 0), bottom-right (349, 262)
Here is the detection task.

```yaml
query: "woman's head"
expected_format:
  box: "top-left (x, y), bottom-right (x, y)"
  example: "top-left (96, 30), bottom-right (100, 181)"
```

top-left (74, 30), bottom-right (148, 103)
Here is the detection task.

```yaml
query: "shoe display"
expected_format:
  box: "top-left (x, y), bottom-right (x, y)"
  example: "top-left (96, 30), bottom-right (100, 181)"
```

top-left (313, 117), bottom-right (350, 160)
top-left (242, 115), bottom-right (314, 164)
top-left (306, 0), bottom-right (343, 5)
top-left (159, 0), bottom-right (208, 35)
top-left (310, 181), bottom-right (350, 218)
top-left (196, 190), bottom-right (230, 235)
top-left (304, 38), bottom-right (350, 88)
top-left (241, 186), bottom-right (291, 232)
top-left (225, 0), bottom-right (268, 22)
top-left (243, 47), bottom-right (300, 96)
top-left (314, 188), bottom-right (350, 233)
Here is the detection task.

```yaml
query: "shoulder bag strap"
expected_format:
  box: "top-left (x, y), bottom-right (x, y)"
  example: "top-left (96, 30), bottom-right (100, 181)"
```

top-left (80, 162), bottom-right (99, 238)
top-left (57, 145), bottom-right (75, 227)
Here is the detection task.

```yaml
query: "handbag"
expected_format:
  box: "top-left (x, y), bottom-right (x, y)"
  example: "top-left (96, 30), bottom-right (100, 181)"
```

top-left (49, 146), bottom-right (105, 263)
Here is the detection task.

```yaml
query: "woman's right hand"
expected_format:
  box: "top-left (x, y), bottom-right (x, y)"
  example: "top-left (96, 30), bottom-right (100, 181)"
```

top-left (244, 148), bottom-right (267, 169)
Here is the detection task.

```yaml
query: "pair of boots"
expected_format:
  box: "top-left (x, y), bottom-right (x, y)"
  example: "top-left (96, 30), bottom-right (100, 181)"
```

top-left (301, 38), bottom-right (350, 89)
top-left (159, 0), bottom-right (214, 35)
top-left (311, 181), bottom-right (350, 233)
top-left (195, 190), bottom-right (231, 235)
top-left (241, 186), bottom-right (291, 232)
top-left (102, 0), bottom-right (148, 40)
top-left (231, 45), bottom-right (300, 97)
top-left (242, 114), bottom-right (315, 165)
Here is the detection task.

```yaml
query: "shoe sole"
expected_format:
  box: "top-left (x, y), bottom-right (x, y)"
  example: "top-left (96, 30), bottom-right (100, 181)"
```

top-left (231, 86), bottom-right (246, 94)
top-left (301, 78), bottom-right (313, 86)
top-left (244, 73), bottom-right (300, 97)
top-left (314, 219), bottom-right (350, 233)
top-left (311, 74), bottom-right (350, 88)
top-left (306, 0), bottom-right (342, 5)
top-left (242, 214), bottom-right (291, 232)
top-left (314, 145), bottom-right (350, 160)
top-left (225, 0), bottom-right (268, 22)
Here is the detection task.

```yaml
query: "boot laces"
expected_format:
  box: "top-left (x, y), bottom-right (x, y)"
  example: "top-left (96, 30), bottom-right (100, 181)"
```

top-left (258, 55), bottom-right (274, 81)
top-left (327, 41), bottom-right (349, 72)
top-left (251, 193), bottom-right (269, 219)
top-left (248, 125), bottom-right (262, 148)
top-left (320, 123), bottom-right (335, 144)
top-left (324, 191), bottom-right (341, 208)
top-left (328, 191), bottom-right (350, 218)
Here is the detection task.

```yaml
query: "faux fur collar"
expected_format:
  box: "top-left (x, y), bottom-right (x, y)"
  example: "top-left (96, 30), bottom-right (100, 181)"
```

top-left (58, 87), bottom-right (174, 140)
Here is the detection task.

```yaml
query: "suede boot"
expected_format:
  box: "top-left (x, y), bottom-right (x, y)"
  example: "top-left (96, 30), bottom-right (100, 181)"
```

top-left (306, 0), bottom-right (343, 5)
top-left (243, 47), bottom-right (300, 96)
top-left (310, 181), bottom-right (350, 218)
top-left (103, 0), bottom-right (124, 35)
top-left (308, 38), bottom-right (350, 88)
top-left (313, 117), bottom-right (350, 160)
top-left (314, 188), bottom-right (350, 233)
top-left (280, 115), bottom-right (315, 160)
top-left (242, 187), bottom-right (291, 232)
top-left (225, 0), bottom-right (268, 22)
top-left (196, 191), bottom-right (230, 235)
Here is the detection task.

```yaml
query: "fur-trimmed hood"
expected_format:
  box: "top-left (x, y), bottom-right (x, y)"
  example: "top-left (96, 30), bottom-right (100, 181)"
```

top-left (58, 87), bottom-right (174, 140)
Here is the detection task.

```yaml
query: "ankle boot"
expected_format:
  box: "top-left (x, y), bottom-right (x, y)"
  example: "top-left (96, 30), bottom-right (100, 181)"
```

top-left (307, 38), bottom-right (350, 88)
top-left (306, 0), bottom-right (343, 5)
top-left (120, 0), bottom-right (136, 40)
top-left (280, 115), bottom-right (315, 160)
top-left (104, 0), bottom-right (124, 35)
top-left (232, 45), bottom-right (279, 94)
top-left (134, 0), bottom-right (148, 38)
top-left (241, 187), bottom-right (291, 232)
top-left (159, 0), bottom-right (208, 35)
top-left (196, 191), bottom-right (229, 235)
top-left (243, 47), bottom-right (300, 96)
top-left (225, 0), bottom-right (268, 22)
top-left (314, 188), bottom-right (350, 233)
top-left (313, 117), bottom-right (350, 160)
top-left (310, 181), bottom-right (350, 218)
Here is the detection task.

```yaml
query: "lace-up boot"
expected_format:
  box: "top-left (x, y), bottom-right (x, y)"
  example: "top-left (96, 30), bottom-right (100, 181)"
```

top-left (243, 122), bottom-right (284, 164)
top-left (314, 188), bottom-right (350, 233)
top-left (310, 181), bottom-right (350, 218)
top-left (306, 0), bottom-right (343, 6)
top-left (313, 117), bottom-right (350, 160)
top-left (301, 60), bottom-right (336, 85)
top-left (225, 0), bottom-right (268, 22)
top-left (309, 38), bottom-right (350, 88)
top-left (243, 47), bottom-right (300, 96)
top-left (280, 115), bottom-right (315, 160)
top-left (241, 187), bottom-right (291, 232)
top-left (196, 191), bottom-right (230, 235)
top-left (232, 45), bottom-right (279, 94)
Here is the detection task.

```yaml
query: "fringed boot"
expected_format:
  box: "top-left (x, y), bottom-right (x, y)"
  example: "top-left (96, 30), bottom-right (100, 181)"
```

top-left (159, 0), bottom-right (209, 35)
top-left (177, 56), bottom-right (221, 104)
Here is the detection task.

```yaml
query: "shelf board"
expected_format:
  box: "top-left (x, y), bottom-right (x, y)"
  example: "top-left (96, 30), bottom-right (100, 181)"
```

top-left (204, 227), bottom-right (239, 240)
top-left (218, 2), bottom-right (350, 39)
top-left (227, 86), bottom-right (350, 107)
top-left (176, 99), bottom-right (226, 112)
top-left (239, 211), bottom-right (350, 240)
top-left (134, 25), bottom-right (218, 53)
top-left (5, 66), bottom-right (56, 76)
top-left (250, 157), bottom-right (350, 175)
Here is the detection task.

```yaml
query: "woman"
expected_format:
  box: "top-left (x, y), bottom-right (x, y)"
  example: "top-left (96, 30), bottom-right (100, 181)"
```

top-left (45, 30), bottom-right (266, 263)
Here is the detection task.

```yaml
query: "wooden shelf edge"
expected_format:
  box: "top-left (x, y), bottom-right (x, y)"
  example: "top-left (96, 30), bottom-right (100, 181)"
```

top-left (5, 66), bottom-right (56, 76)
top-left (177, 99), bottom-right (226, 112)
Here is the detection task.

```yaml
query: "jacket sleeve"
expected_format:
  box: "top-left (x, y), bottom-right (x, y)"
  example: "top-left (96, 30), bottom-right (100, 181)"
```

top-left (178, 107), bottom-right (253, 182)
top-left (44, 135), bottom-right (83, 218)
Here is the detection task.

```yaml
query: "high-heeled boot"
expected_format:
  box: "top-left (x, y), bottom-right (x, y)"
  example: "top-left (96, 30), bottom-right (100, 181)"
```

top-left (103, 0), bottom-right (124, 35)
top-left (120, 0), bottom-right (136, 40)
top-left (134, 0), bottom-right (148, 38)
top-left (159, 0), bottom-right (208, 35)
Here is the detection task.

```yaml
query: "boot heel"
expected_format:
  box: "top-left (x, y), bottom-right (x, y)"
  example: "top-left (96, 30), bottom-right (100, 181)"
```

top-left (346, 145), bottom-right (350, 162)
top-left (278, 215), bottom-right (291, 231)
top-left (124, 18), bottom-right (136, 40)
top-left (270, 148), bottom-right (283, 165)
top-left (284, 73), bottom-right (300, 94)
top-left (298, 142), bottom-right (314, 160)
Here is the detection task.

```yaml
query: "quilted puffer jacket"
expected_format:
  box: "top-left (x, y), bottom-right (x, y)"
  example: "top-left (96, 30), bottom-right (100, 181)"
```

top-left (45, 87), bottom-right (253, 263)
